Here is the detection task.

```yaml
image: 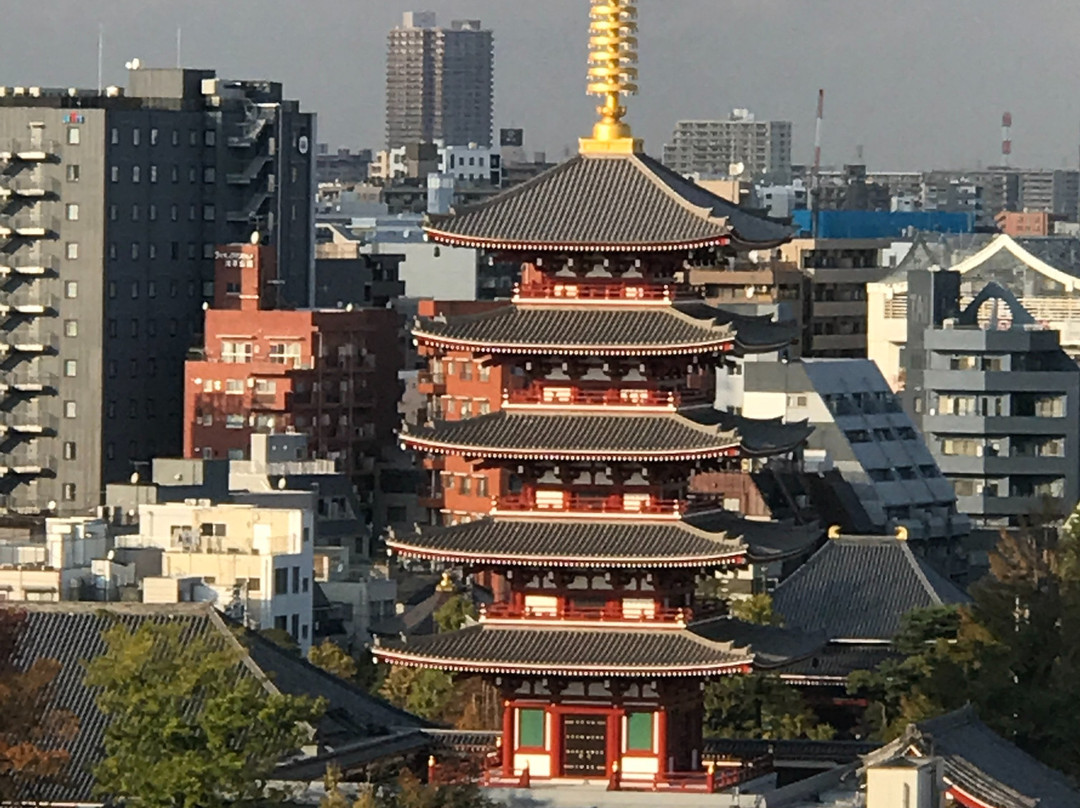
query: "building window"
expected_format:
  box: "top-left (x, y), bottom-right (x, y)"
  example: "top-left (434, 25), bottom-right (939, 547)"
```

top-left (171, 164), bottom-right (179, 183)
top-left (107, 282), bottom-right (117, 299)
top-left (110, 166), bottom-right (119, 183)
top-left (132, 165), bottom-right (140, 183)
top-left (64, 281), bottom-right (77, 299)
top-left (517, 709), bottom-right (545, 749)
top-left (62, 483), bottom-right (76, 502)
top-left (63, 360), bottom-right (77, 377)
top-left (109, 204), bottom-right (117, 221)
top-left (626, 713), bottom-right (654, 752)
top-left (203, 167), bottom-right (216, 183)
top-left (150, 128), bottom-right (159, 146)
top-left (64, 401), bottom-right (76, 419)
top-left (65, 203), bottom-right (79, 221)
top-left (225, 379), bottom-right (244, 395)
top-left (66, 242), bottom-right (79, 260)
top-left (225, 414), bottom-right (245, 429)
top-left (274, 568), bottom-right (288, 596)
top-left (202, 205), bottom-right (215, 222)
top-left (66, 164), bottom-right (80, 182)
top-left (63, 442), bottom-right (76, 460)
top-left (222, 341), bottom-right (253, 364)
top-left (268, 343), bottom-right (301, 366)
top-left (149, 204), bottom-right (157, 221)
top-left (109, 243), bottom-right (117, 260)
top-left (64, 320), bottom-right (78, 338)
top-left (67, 128), bottom-right (80, 145)
top-left (292, 567), bottom-right (300, 593)
top-left (110, 128), bottom-right (119, 145)
top-left (204, 129), bottom-right (216, 146)
top-left (132, 128), bottom-right (141, 146)
top-left (131, 204), bottom-right (139, 222)
top-left (171, 130), bottom-right (179, 147)
top-left (302, 577), bottom-right (309, 593)
top-left (131, 243), bottom-right (139, 260)
top-left (254, 379), bottom-right (276, 396)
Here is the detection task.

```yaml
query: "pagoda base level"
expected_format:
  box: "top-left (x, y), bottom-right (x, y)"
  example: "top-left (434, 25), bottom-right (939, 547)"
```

top-left (493, 680), bottom-right (706, 783)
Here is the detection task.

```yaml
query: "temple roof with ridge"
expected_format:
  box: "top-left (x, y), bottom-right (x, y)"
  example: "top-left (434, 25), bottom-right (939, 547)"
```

top-left (373, 623), bottom-right (753, 677)
top-left (413, 302), bottom-right (798, 356)
top-left (387, 514), bottom-right (822, 569)
top-left (399, 409), bottom-right (812, 461)
top-left (372, 617), bottom-right (822, 677)
top-left (424, 152), bottom-right (791, 252)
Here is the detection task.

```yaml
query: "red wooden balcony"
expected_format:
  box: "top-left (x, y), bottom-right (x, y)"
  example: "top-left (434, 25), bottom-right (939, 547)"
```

top-left (494, 492), bottom-right (687, 518)
top-left (482, 602), bottom-right (692, 625)
top-left (504, 385), bottom-right (684, 409)
top-left (514, 279), bottom-right (678, 304)
top-left (417, 370), bottom-right (446, 396)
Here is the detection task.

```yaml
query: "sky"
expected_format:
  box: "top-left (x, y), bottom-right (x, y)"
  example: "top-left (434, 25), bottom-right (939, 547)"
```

top-left (4, 0), bottom-right (1080, 171)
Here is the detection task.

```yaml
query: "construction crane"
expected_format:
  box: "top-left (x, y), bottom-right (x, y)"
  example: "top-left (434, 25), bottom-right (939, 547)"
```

top-left (811, 89), bottom-right (825, 237)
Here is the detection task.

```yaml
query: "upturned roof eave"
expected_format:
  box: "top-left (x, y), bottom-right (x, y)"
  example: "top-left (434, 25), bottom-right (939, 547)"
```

top-left (423, 227), bottom-right (733, 253)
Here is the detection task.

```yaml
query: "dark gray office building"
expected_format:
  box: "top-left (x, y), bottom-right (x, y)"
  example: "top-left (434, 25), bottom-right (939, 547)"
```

top-left (0, 67), bottom-right (314, 515)
top-left (386, 12), bottom-right (494, 148)
top-left (904, 269), bottom-right (1080, 529)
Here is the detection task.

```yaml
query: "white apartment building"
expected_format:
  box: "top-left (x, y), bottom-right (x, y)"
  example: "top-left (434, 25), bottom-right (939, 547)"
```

top-left (125, 500), bottom-right (315, 652)
top-left (0, 517), bottom-right (127, 602)
top-left (369, 141), bottom-right (500, 184)
top-left (663, 110), bottom-right (793, 181)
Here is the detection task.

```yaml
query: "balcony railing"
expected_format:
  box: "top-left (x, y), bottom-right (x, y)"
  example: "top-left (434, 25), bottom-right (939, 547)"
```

top-left (482, 602), bottom-right (691, 625)
top-left (514, 279), bottom-right (680, 304)
top-left (495, 492), bottom-right (687, 518)
top-left (504, 386), bottom-right (694, 409)
top-left (417, 370), bottom-right (447, 394)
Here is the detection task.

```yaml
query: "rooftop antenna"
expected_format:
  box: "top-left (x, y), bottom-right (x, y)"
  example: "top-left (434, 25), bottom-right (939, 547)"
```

top-left (97, 24), bottom-right (104, 93)
top-left (811, 89), bottom-right (825, 237)
top-left (1002, 111), bottom-right (1012, 168)
top-left (176, 27), bottom-right (182, 68)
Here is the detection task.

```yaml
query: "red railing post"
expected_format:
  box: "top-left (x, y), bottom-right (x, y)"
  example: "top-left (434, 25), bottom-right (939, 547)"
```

top-left (428, 755), bottom-right (438, 785)
top-left (705, 761), bottom-right (716, 793)
top-left (519, 762), bottom-right (531, 789)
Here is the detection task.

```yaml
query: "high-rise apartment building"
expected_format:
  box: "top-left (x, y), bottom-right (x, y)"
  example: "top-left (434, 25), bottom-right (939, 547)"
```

top-left (385, 13), bottom-right (494, 148)
top-left (0, 67), bottom-right (314, 516)
top-left (662, 110), bottom-right (792, 181)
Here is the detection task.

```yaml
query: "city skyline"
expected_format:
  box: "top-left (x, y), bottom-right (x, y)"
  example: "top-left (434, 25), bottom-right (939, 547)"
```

top-left (2, 0), bottom-right (1080, 170)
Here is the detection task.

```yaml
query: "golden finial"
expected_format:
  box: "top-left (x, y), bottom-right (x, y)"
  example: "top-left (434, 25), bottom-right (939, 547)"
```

top-left (579, 0), bottom-right (643, 155)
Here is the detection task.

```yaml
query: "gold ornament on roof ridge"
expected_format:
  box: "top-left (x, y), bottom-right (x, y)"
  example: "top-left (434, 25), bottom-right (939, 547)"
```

top-left (580, 0), bottom-right (643, 154)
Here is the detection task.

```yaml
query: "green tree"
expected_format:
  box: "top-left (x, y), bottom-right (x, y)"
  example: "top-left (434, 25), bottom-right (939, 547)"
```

top-left (729, 594), bottom-right (784, 627)
top-left (704, 675), bottom-right (835, 740)
top-left (258, 627), bottom-right (300, 656)
top-left (84, 620), bottom-right (325, 808)
top-left (321, 764), bottom-right (497, 808)
top-left (309, 640), bottom-right (360, 680)
top-left (379, 667), bottom-right (455, 722)
top-left (434, 596), bottom-right (477, 634)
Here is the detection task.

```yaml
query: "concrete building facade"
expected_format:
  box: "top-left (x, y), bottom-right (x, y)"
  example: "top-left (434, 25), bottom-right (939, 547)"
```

top-left (385, 13), bottom-right (494, 149)
top-left (903, 269), bottom-right (1080, 529)
top-left (0, 68), bottom-right (314, 516)
top-left (127, 499), bottom-right (314, 652)
top-left (662, 110), bottom-right (792, 182)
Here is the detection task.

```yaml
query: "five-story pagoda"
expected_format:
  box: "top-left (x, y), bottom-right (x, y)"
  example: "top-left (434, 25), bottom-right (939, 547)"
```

top-left (376, 0), bottom-right (820, 786)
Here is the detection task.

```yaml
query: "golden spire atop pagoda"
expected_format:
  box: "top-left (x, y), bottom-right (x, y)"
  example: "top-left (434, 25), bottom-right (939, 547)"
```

top-left (579, 0), bottom-right (644, 155)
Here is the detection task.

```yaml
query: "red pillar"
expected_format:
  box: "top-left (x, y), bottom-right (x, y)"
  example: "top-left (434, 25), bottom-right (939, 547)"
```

top-left (502, 701), bottom-right (514, 776)
top-left (549, 707), bottom-right (563, 778)
top-left (606, 710), bottom-right (623, 779)
top-left (656, 708), bottom-right (668, 781)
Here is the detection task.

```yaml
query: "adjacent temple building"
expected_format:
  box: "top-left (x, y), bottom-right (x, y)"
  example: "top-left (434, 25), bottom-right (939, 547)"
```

top-left (374, 0), bottom-right (820, 785)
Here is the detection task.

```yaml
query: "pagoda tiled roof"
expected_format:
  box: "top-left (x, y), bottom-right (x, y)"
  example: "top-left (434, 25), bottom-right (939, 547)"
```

top-left (413, 302), bottom-right (797, 355)
top-left (373, 623), bottom-right (753, 677)
top-left (400, 409), bottom-right (812, 461)
top-left (388, 515), bottom-right (821, 568)
top-left (424, 152), bottom-right (791, 252)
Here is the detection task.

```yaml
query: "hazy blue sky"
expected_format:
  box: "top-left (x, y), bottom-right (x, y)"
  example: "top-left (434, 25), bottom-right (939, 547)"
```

top-left (3, 0), bottom-right (1080, 170)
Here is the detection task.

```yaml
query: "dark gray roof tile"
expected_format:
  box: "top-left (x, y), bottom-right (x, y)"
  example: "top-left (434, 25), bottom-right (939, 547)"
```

top-left (389, 515), bottom-right (820, 568)
top-left (401, 410), bottom-right (811, 460)
top-left (425, 152), bottom-right (790, 251)
top-left (374, 623), bottom-right (753, 677)
top-left (414, 303), bottom-right (797, 355)
top-left (771, 537), bottom-right (969, 641)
